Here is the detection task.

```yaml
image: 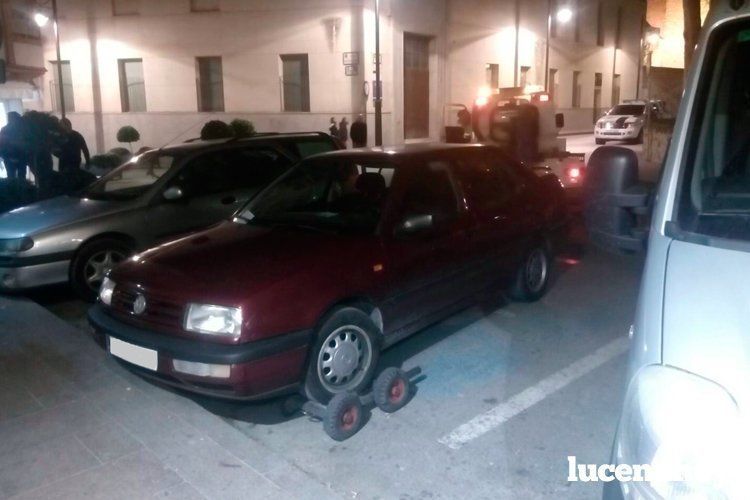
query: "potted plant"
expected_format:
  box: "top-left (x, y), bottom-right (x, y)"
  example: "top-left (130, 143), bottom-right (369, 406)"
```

top-left (116, 125), bottom-right (140, 152)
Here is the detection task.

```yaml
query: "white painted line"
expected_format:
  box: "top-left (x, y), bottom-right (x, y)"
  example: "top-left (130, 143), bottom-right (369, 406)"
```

top-left (438, 337), bottom-right (629, 450)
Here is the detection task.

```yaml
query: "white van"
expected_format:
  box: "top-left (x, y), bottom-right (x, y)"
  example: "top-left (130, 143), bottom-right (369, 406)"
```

top-left (586, 1), bottom-right (750, 498)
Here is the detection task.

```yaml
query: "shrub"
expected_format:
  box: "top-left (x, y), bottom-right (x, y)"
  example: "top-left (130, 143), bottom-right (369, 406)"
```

top-left (200, 120), bottom-right (233, 140)
top-left (229, 119), bottom-right (256, 138)
top-left (89, 153), bottom-right (124, 170)
top-left (108, 147), bottom-right (132, 161)
top-left (116, 126), bottom-right (140, 151)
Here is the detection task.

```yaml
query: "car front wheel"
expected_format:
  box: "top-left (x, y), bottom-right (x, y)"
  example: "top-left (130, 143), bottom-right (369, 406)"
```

top-left (304, 307), bottom-right (380, 404)
top-left (71, 238), bottom-right (132, 301)
top-left (509, 245), bottom-right (551, 302)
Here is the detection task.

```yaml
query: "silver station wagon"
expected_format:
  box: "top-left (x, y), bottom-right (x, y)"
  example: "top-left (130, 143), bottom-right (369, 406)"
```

top-left (0, 132), bottom-right (339, 299)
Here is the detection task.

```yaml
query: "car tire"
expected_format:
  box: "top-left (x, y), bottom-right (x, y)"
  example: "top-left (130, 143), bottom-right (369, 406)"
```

top-left (595, 138), bottom-right (606, 145)
top-left (70, 238), bottom-right (132, 302)
top-left (509, 244), bottom-right (551, 302)
top-left (304, 307), bottom-right (380, 404)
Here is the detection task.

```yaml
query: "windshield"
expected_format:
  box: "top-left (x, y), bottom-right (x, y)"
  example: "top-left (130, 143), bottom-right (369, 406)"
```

top-left (608, 105), bottom-right (644, 116)
top-left (83, 152), bottom-right (176, 200)
top-left (239, 157), bottom-right (395, 233)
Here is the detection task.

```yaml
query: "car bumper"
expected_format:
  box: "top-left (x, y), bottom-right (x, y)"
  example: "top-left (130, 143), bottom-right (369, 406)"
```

top-left (0, 257), bottom-right (70, 290)
top-left (594, 128), bottom-right (641, 140)
top-left (88, 304), bottom-right (312, 400)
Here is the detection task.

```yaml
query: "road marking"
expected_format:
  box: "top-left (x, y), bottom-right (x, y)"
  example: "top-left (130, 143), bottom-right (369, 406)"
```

top-left (438, 337), bottom-right (629, 450)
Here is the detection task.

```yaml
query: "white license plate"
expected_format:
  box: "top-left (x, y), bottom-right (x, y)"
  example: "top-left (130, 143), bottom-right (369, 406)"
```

top-left (109, 337), bottom-right (158, 371)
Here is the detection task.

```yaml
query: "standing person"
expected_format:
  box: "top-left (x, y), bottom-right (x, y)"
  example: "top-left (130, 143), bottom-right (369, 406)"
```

top-left (55, 118), bottom-right (90, 175)
top-left (328, 117), bottom-right (339, 138)
top-left (0, 112), bottom-right (29, 181)
top-left (338, 117), bottom-right (349, 148)
top-left (350, 114), bottom-right (367, 148)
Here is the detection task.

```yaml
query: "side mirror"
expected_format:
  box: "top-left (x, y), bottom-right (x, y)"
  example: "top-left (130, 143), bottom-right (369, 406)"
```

top-left (163, 186), bottom-right (184, 201)
top-left (396, 214), bottom-right (434, 236)
top-left (555, 113), bottom-right (565, 129)
top-left (583, 146), bottom-right (652, 253)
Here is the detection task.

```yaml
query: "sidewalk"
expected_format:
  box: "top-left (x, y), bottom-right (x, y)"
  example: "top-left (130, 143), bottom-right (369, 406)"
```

top-left (0, 296), bottom-right (337, 500)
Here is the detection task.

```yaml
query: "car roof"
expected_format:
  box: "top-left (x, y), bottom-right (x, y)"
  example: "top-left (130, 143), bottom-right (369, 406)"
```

top-left (157, 132), bottom-right (335, 154)
top-left (306, 142), bottom-right (490, 162)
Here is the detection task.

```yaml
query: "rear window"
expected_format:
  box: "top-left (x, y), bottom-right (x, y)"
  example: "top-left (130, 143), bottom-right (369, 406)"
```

top-left (677, 20), bottom-right (750, 242)
top-left (284, 137), bottom-right (337, 158)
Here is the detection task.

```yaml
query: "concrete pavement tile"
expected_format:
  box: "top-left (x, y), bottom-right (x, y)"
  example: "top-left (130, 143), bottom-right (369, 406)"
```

top-left (11, 449), bottom-right (182, 500)
top-left (0, 384), bottom-right (42, 421)
top-left (74, 420), bottom-right (143, 463)
top-left (0, 398), bottom-right (107, 456)
top-left (152, 481), bottom-right (207, 500)
top-left (262, 463), bottom-right (342, 500)
top-left (0, 434), bottom-right (100, 498)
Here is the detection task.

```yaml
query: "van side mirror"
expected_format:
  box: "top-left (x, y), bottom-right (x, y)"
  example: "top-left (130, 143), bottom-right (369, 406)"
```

top-left (583, 146), bottom-right (651, 253)
top-left (396, 214), bottom-right (434, 236)
top-left (163, 186), bottom-right (184, 201)
top-left (555, 113), bottom-right (565, 129)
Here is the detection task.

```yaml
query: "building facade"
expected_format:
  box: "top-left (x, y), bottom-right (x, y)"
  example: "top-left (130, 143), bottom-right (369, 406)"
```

top-left (40, 0), bottom-right (645, 153)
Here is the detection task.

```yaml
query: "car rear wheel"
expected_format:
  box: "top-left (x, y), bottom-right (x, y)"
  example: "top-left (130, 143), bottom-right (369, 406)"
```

top-left (304, 307), bottom-right (380, 404)
top-left (509, 244), bottom-right (551, 302)
top-left (71, 238), bottom-right (132, 302)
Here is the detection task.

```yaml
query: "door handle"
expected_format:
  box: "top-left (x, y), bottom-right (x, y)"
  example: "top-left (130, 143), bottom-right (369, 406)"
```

top-left (221, 196), bottom-right (237, 205)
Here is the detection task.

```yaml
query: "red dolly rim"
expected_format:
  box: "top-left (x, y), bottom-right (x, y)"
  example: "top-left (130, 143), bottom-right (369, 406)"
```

top-left (340, 405), bottom-right (360, 431)
top-left (389, 378), bottom-right (406, 403)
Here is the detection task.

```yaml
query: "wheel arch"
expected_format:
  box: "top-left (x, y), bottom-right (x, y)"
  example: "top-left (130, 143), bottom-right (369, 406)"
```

top-left (313, 296), bottom-right (384, 338)
top-left (69, 231), bottom-right (138, 274)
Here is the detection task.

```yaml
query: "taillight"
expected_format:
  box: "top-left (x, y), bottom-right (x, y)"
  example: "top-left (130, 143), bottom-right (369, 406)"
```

top-left (566, 165), bottom-right (584, 182)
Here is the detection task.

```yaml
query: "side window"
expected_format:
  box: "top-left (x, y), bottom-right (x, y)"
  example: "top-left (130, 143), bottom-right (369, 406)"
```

top-left (292, 138), bottom-right (337, 158)
top-left (173, 148), bottom-right (290, 198)
top-left (400, 160), bottom-right (459, 222)
top-left (453, 154), bottom-right (521, 211)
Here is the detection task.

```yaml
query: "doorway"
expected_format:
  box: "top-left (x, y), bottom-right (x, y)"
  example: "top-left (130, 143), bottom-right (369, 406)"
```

top-left (404, 34), bottom-right (430, 139)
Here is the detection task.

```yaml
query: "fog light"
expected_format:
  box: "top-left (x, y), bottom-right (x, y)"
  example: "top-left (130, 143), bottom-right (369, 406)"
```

top-left (173, 359), bottom-right (230, 379)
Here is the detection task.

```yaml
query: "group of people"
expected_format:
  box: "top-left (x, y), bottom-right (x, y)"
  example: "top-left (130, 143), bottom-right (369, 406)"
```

top-left (0, 111), bottom-right (90, 195)
top-left (329, 114), bottom-right (367, 148)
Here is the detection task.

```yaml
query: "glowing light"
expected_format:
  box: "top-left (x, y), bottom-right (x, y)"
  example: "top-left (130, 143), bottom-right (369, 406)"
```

top-left (474, 96), bottom-right (488, 107)
top-left (33, 12), bottom-right (49, 27)
top-left (538, 94), bottom-right (550, 102)
top-left (645, 32), bottom-right (661, 47)
top-left (556, 7), bottom-right (573, 24)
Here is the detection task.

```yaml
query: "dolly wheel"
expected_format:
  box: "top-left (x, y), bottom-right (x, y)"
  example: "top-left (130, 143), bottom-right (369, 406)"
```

top-left (324, 393), bottom-right (364, 441)
top-left (373, 368), bottom-right (410, 413)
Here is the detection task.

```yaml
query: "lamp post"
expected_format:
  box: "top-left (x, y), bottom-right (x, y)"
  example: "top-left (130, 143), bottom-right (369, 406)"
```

top-left (374, 0), bottom-right (382, 146)
top-left (35, 0), bottom-right (65, 119)
top-left (544, 2), bottom-right (573, 92)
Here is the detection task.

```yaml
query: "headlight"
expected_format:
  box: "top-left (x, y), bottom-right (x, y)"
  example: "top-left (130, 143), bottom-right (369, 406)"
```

top-left (617, 365), bottom-right (746, 499)
top-left (184, 304), bottom-right (242, 338)
top-left (99, 277), bottom-right (116, 306)
top-left (0, 237), bottom-right (33, 255)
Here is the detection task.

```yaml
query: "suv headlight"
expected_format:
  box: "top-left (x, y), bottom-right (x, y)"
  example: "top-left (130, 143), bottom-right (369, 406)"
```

top-left (184, 304), bottom-right (242, 338)
top-left (617, 365), bottom-right (746, 499)
top-left (99, 277), bottom-right (116, 306)
top-left (0, 237), bottom-right (33, 255)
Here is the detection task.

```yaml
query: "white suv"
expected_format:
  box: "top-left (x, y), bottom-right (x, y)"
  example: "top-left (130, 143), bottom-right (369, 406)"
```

top-left (594, 102), bottom-right (646, 145)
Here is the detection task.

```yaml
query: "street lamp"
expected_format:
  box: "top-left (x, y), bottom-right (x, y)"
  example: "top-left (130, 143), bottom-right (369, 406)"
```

top-left (544, 2), bottom-right (573, 92)
top-left (35, 0), bottom-right (65, 119)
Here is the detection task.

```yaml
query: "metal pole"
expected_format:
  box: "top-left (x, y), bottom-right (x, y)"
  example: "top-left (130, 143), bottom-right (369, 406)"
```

top-left (513, 0), bottom-right (520, 87)
top-left (544, 0), bottom-right (551, 91)
top-left (52, 0), bottom-right (65, 119)
top-left (374, 0), bottom-right (382, 146)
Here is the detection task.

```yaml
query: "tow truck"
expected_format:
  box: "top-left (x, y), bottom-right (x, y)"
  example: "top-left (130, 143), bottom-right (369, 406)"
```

top-left (446, 86), bottom-right (586, 205)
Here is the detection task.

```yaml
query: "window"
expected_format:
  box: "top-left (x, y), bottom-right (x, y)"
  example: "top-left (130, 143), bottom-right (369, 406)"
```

top-left (190, 0), bottom-right (219, 12)
top-left (281, 54), bottom-right (310, 112)
top-left (400, 161), bottom-right (458, 223)
top-left (573, 0), bottom-right (581, 43)
top-left (520, 66), bottom-right (531, 88)
top-left (596, 1), bottom-right (605, 46)
top-left (612, 74), bottom-right (621, 106)
top-left (50, 61), bottom-right (74, 112)
top-left (112, 0), bottom-right (138, 16)
top-left (594, 73), bottom-right (603, 123)
top-left (84, 152), bottom-right (175, 201)
top-left (549, 68), bottom-right (558, 102)
top-left (614, 6), bottom-right (622, 49)
top-left (572, 71), bottom-right (581, 108)
top-left (550, 0), bottom-right (558, 38)
top-left (678, 21), bottom-right (750, 241)
top-left (196, 57), bottom-right (224, 112)
top-left (453, 154), bottom-right (520, 212)
top-left (279, 137), bottom-right (338, 159)
top-left (486, 63), bottom-right (499, 88)
top-left (119, 59), bottom-right (146, 112)
top-left (404, 34), bottom-right (431, 139)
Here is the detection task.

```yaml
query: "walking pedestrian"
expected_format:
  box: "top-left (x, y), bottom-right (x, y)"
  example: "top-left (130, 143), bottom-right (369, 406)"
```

top-left (0, 112), bottom-right (29, 181)
top-left (338, 117), bottom-right (349, 147)
top-left (55, 118), bottom-right (90, 175)
top-left (350, 114), bottom-right (367, 148)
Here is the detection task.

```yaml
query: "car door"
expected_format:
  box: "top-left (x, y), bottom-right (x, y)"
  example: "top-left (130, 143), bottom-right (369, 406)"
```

top-left (382, 156), bottom-right (474, 334)
top-left (145, 146), bottom-right (292, 241)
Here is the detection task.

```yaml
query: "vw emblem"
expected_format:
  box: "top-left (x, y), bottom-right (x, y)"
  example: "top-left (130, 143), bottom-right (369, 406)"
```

top-left (133, 294), bottom-right (147, 315)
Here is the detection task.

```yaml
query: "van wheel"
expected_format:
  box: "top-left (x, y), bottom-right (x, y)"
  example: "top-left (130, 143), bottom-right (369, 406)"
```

top-left (71, 238), bottom-right (132, 302)
top-left (304, 307), bottom-right (380, 404)
top-left (509, 245), bottom-right (551, 302)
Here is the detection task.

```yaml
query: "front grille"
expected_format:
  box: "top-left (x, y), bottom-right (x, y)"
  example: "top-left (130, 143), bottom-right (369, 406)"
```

top-left (110, 285), bottom-right (184, 331)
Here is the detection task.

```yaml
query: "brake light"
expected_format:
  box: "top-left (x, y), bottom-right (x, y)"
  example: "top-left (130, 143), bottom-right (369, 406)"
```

top-left (568, 167), bottom-right (581, 179)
